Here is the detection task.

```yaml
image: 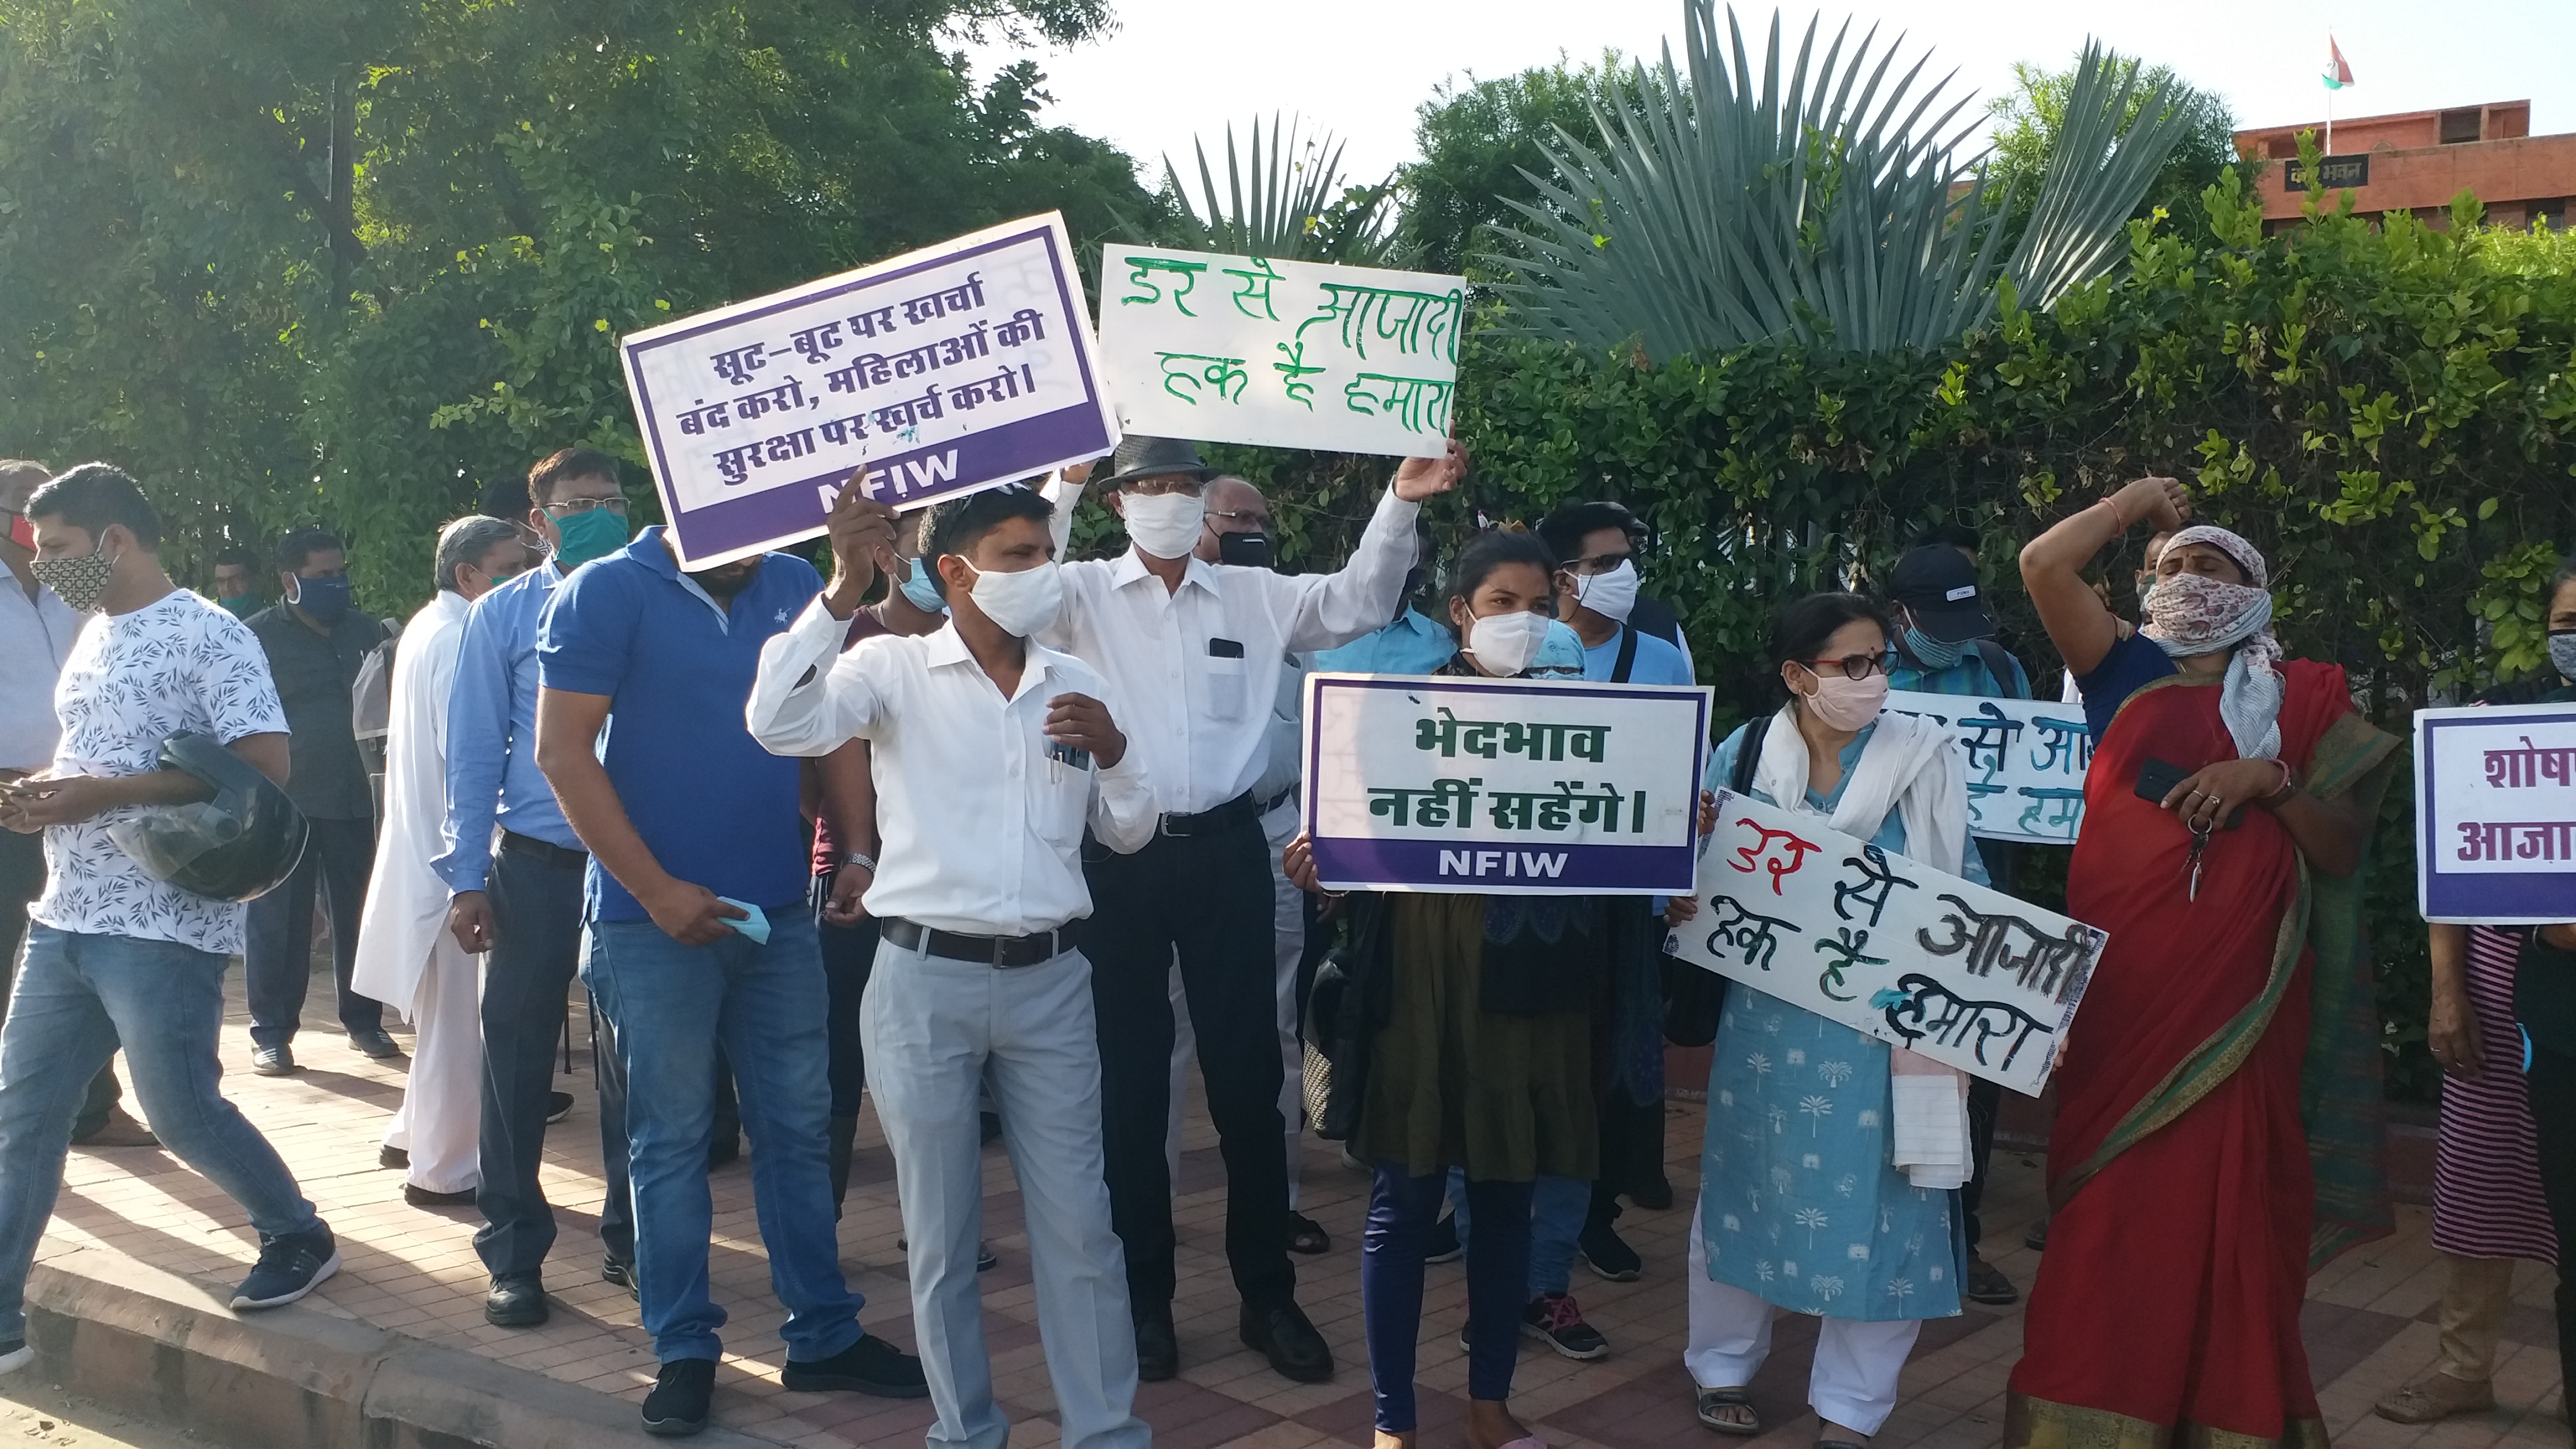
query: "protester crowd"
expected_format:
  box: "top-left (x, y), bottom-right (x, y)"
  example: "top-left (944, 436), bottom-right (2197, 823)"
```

top-left (0, 442), bottom-right (2566, 1449)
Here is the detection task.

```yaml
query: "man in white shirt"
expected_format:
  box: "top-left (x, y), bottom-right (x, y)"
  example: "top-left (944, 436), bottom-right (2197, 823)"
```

top-left (1038, 433), bottom-right (1462, 1382)
top-left (352, 517), bottom-right (532, 1208)
top-left (749, 481), bottom-right (1156, 1449)
top-left (0, 458), bottom-right (148, 1150)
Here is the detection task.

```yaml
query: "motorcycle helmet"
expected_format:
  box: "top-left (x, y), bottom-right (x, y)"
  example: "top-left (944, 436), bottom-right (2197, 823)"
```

top-left (106, 732), bottom-right (309, 902)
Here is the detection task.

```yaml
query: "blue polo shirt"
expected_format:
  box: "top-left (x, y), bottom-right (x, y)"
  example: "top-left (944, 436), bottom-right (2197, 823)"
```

top-left (536, 528), bottom-right (822, 921)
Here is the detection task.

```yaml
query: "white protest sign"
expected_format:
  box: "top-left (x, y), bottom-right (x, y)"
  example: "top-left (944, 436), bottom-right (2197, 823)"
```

top-left (622, 212), bottom-right (1116, 567)
top-left (1096, 244), bottom-right (1464, 458)
top-left (2415, 702), bottom-right (2576, 924)
top-left (1664, 789), bottom-right (2108, 1095)
top-left (1883, 691), bottom-right (2094, 846)
top-left (1303, 673), bottom-right (1711, 896)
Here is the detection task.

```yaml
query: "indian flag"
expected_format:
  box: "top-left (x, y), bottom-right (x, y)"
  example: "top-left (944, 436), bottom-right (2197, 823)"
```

top-left (2322, 36), bottom-right (2355, 90)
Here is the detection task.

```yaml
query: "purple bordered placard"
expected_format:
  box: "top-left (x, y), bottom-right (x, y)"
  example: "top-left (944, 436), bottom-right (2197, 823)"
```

top-left (620, 212), bottom-right (1117, 569)
top-left (2417, 703), bottom-right (2576, 924)
top-left (1300, 672), bottom-right (1710, 896)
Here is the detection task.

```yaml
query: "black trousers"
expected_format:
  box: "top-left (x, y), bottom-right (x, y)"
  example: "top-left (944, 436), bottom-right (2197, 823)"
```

top-left (473, 837), bottom-right (633, 1276)
top-left (1961, 1074), bottom-right (2004, 1252)
top-left (1083, 817), bottom-right (1295, 1312)
top-left (809, 869), bottom-right (878, 1118)
top-left (0, 828), bottom-right (119, 1136)
top-left (2528, 1043), bottom-right (2575, 1399)
top-left (244, 816), bottom-right (382, 1048)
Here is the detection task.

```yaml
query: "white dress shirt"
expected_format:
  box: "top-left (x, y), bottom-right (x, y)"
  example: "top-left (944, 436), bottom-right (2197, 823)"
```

top-left (746, 599), bottom-right (1158, 936)
top-left (0, 572), bottom-right (83, 773)
top-left (1039, 478), bottom-right (1418, 816)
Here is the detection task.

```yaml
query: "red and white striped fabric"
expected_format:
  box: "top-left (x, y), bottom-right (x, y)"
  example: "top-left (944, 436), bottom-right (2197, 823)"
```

top-left (2431, 925), bottom-right (2560, 1265)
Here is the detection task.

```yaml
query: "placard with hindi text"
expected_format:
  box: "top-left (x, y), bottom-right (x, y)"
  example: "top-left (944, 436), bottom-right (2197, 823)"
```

top-left (2416, 702), bottom-right (2576, 924)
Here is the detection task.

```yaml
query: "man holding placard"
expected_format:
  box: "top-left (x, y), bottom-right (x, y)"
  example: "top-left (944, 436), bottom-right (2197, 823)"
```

top-left (1037, 432), bottom-right (1461, 1384)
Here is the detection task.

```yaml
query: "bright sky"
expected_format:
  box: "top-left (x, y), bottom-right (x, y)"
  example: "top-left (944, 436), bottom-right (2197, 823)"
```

top-left (963, 0), bottom-right (2576, 189)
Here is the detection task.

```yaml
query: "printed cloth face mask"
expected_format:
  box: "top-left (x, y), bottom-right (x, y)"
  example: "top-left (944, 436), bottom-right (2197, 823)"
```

top-left (31, 544), bottom-right (114, 613)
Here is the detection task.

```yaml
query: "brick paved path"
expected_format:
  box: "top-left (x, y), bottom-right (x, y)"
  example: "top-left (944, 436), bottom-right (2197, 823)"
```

top-left (34, 969), bottom-right (2568, 1447)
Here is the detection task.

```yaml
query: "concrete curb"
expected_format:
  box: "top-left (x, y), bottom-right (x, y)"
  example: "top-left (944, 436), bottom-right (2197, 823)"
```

top-left (21, 1248), bottom-right (788, 1448)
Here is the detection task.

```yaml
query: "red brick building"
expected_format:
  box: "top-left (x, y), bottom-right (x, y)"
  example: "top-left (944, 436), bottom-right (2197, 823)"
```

top-left (2233, 100), bottom-right (2575, 232)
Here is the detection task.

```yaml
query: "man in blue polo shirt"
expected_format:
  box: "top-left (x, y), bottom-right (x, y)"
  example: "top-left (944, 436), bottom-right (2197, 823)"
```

top-left (533, 499), bottom-right (926, 1437)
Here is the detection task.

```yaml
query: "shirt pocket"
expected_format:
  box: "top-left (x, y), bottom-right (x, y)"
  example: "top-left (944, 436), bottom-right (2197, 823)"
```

top-left (1200, 652), bottom-right (1249, 723)
top-left (1032, 751), bottom-right (1093, 846)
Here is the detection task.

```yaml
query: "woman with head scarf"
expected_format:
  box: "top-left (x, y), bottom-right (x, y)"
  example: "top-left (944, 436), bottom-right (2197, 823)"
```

top-left (2005, 476), bottom-right (2399, 1449)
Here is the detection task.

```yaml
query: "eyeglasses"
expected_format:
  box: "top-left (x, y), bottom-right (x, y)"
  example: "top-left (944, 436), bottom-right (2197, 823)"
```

top-left (1796, 650), bottom-right (1897, 680)
top-left (545, 496), bottom-right (629, 517)
top-left (1205, 509), bottom-right (1271, 529)
top-left (1562, 551), bottom-right (1633, 577)
top-left (1123, 476), bottom-right (1205, 498)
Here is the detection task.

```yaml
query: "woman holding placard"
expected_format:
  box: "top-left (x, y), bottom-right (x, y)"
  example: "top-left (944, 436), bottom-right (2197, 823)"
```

top-left (1682, 591), bottom-right (1987, 1442)
top-left (2006, 477), bottom-right (2398, 1449)
top-left (1283, 528), bottom-right (1616, 1449)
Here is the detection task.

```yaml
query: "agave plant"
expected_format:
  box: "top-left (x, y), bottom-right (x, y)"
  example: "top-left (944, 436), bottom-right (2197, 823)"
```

top-left (1151, 113), bottom-right (1407, 267)
top-left (1495, 2), bottom-right (2190, 361)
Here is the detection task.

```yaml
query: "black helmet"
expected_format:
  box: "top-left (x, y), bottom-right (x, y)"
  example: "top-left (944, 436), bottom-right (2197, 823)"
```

top-left (106, 733), bottom-right (309, 902)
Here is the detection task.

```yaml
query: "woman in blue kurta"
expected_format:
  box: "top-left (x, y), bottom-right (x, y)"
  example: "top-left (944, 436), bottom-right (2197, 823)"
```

top-left (1682, 593), bottom-right (1982, 1445)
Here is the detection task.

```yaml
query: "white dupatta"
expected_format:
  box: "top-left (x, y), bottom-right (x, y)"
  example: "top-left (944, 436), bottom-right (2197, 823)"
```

top-left (1748, 703), bottom-right (1975, 1189)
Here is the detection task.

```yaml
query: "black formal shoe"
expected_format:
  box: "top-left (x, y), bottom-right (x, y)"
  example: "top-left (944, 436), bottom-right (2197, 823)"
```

top-left (484, 1271), bottom-right (548, 1327)
top-left (1133, 1303), bottom-right (1179, 1382)
top-left (896, 1237), bottom-right (1000, 1272)
top-left (348, 1027), bottom-right (402, 1060)
top-left (641, 1357), bottom-right (714, 1437)
top-left (602, 1256), bottom-right (640, 1300)
top-left (1422, 1211), bottom-right (1462, 1265)
top-left (1239, 1301), bottom-right (1333, 1383)
top-left (404, 1183), bottom-right (478, 1208)
top-left (1626, 1175), bottom-right (1676, 1211)
top-left (1286, 1211), bottom-right (1331, 1255)
top-left (377, 1144), bottom-right (408, 1169)
top-left (546, 1091), bottom-right (574, 1124)
top-left (782, 1334), bottom-right (930, 1398)
top-left (979, 1110), bottom-right (1002, 1144)
top-left (2024, 1215), bottom-right (2051, 1252)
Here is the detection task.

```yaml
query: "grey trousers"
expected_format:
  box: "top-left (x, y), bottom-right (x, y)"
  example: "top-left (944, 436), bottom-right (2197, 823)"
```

top-left (861, 936), bottom-right (1147, 1449)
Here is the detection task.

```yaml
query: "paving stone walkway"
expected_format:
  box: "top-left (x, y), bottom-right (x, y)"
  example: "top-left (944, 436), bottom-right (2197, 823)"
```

top-left (32, 968), bottom-right (2569, 1448)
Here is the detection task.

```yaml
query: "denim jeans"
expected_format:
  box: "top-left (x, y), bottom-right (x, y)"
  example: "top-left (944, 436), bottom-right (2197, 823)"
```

top-left (1449, 1168), bottom-right (1590, 1298)
top-left (584, 911), bottom-right (863, 1363)
top-left (0, 927), bottom-right (323, 1342)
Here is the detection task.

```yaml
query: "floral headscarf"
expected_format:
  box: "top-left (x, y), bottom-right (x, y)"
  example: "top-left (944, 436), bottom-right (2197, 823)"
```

top-left (2141, 525), bottom-right (2283, 760)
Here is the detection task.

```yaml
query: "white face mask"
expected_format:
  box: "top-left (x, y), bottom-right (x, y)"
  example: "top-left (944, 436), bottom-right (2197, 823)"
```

top-left (1575, 559), bottom-right (1641, 623)
top-left (1120, 492), bottom-right (1206, 560)
top-left (960, 557), bottom-right (1065, 638)
top-left (1465, 610), bottom-right (1552, 676)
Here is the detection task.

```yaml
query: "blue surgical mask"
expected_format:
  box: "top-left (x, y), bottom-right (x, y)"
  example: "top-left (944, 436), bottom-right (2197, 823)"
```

top-left (291, 574), bottom-right (352, 625)
top-left (551, 506), bottom-right (629, 569)
top-left (897, 556), bottom-right (948, 615)
top-left (1902, 624), bottom-right (1965, 671)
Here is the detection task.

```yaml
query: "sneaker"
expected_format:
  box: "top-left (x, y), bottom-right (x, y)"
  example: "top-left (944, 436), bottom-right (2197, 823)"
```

top-left (1422, 1211), bottom-right (1462, 1265)
top-left (1578, 1219), bottom-right (1642, 1282)
top-left (250, 1044), bottom-right (295, 1076)
top-left (1522, 1292), bottom-right (1610, 1361)
top-left (782, 1334), bottom-right (930, 1398)
top-left (230, 1226), bottom-right (339, 1309)
top-left (603, 1256), bottom-right (640, 1300)
top-left (1962, 1251), bottom-right (2018, 1306)
top-left (0, 1339), bottom-right (29, 1376)
top-left (546, 1091), bottom-right (574, 1124)
top-left (348, 1027), bottom-right (401, 1059)
top-left (641, 1357), bottom-right (716, 1436)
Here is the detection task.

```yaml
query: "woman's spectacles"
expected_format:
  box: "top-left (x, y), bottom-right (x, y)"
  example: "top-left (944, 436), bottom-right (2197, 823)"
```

top-left (545, 496), bottom-right (630, 517)
top-left (1797, 650), bottom-right (1897, 680)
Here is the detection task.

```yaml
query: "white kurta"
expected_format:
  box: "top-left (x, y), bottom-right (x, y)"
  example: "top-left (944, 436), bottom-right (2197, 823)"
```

top-left (352, 589), bottom-right (484, 1192)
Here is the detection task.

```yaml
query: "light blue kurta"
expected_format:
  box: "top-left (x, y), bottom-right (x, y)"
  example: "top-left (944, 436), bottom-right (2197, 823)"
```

top-left (1695, 721), bottom-right (1984, 1323)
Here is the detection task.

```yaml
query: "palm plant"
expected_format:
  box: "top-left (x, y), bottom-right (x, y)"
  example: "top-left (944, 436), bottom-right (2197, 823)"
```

top-left (1495, 3), bottom-right (2192, 361)
top-left (1150, 113), bottom-right (1407, 267)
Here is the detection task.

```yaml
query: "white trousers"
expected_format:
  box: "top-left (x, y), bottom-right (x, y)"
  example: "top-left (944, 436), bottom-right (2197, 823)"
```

top-left (380, 935), bottom-right (482, 1194)
top-left (1685, 1190), bottom-right (1921, 1434)
top-left (864, 938), bottom-right (1147, 1449)
top-left (1164, 800), bottom-right (1309, 1211)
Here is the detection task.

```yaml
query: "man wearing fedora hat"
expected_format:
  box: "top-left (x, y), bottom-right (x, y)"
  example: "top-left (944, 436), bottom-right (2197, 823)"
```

top-left (1038, 433), bottom-right (1463, 1385)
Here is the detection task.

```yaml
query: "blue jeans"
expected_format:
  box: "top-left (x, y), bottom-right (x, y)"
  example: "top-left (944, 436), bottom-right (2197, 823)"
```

top-left (0, 927), bottom-right (322, 1341)
top-left (584, 911), bottom-right (863, 1363)
top-left (1449, 1168), bottom-right (1589, 1298)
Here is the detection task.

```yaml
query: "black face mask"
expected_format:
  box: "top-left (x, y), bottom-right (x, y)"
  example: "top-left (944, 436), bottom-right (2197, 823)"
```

top-left (1217, 531), bottom-right (1273, 570)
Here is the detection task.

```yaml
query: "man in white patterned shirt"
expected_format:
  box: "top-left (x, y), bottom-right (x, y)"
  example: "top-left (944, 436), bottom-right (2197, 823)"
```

top-left (0, 466), bottom-right (339, 1379)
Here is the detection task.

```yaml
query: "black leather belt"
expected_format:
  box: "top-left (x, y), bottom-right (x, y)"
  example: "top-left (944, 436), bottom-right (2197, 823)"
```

top-left (1256, 786), bottom-right (1296, 816)
top-left (1159, 789), bottom-right (1261, 838)
top-left (500, 830), bottom-right (589, 870)
top-left (882, 916), bottom-right (1072, 968)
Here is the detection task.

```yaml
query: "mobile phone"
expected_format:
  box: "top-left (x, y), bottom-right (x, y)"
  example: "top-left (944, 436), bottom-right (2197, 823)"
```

top-left (2133, 758), bottom-right (2190, 804)
top-left (1206, 637), bottom-right (1246, 659)
top-left (1045, 740), bottom-right (1093, 771)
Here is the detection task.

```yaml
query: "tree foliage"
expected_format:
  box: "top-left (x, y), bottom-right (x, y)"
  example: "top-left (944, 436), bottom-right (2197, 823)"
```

top-left (1144, 113), bottom-right (1403, 266)
top-left (1395, 51), bottom-right (1646, 278)
top-left (1983, 53), bottom-right (2245, 248)
top-left (0, 0), bottom-right (1150, 603)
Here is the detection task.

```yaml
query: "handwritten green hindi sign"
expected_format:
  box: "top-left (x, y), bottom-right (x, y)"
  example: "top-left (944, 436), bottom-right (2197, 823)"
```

top-left (1096, 244), bottom-right (1465, 458)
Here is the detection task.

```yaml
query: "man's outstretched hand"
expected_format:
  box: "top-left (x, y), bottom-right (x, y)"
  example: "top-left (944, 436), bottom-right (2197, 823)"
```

top-left (821, 468), bottom-right (899, 618)
top-left (1391, 437), bottom-right (1468, 503)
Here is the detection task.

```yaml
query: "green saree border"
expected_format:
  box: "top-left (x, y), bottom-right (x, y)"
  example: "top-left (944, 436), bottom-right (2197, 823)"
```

top-left (2005, 1391), bottom-right (2330, 1449)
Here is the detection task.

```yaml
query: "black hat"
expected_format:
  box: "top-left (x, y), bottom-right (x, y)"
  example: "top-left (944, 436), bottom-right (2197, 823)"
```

top-left (1887, 544), bottom-right (1993, 643)
top-left (104, 733), bottom-right (310, 902)
top-left (1093, 435), bottom-right (1216, 490)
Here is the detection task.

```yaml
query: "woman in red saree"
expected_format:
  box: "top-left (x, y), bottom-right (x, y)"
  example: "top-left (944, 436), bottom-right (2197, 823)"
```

top-left (2007, 476), bottom-right (2398, 1449)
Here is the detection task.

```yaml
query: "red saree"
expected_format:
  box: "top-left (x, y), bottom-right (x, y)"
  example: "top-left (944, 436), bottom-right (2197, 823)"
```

top-left (2007, 663), bottom-right (2397, 1449)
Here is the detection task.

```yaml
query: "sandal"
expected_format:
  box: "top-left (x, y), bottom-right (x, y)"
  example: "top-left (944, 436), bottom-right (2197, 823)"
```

top-left (2373, 1373), bottom-right (2495, 1424)
top-left (1694, 1387), bottom-right (1759, 1437)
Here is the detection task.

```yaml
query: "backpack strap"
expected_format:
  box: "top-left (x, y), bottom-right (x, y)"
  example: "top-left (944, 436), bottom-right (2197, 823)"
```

top-left (1610, 623), bottom-right (1640, 684)
top-left (1728, 712), bottom-right (1771, 797)
top-left (1972, 638), bottom-right (2028, 699)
